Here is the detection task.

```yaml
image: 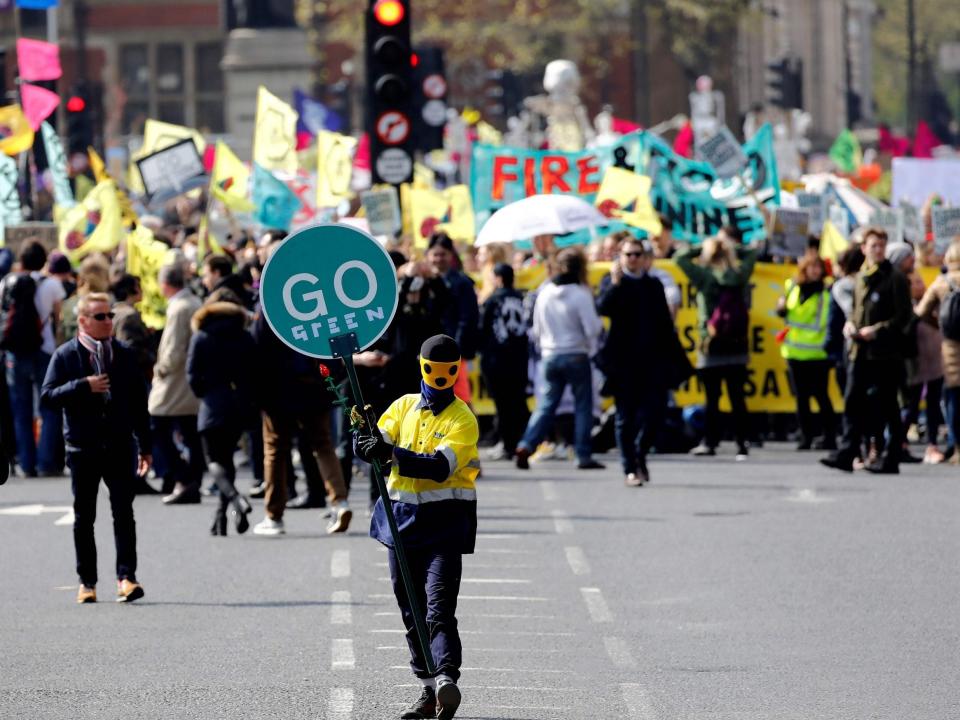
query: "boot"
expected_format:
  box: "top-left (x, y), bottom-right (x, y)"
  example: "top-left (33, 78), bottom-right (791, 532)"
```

top-left (210, 463), bottom-right (252, 535)
top-left (210, 505), bottom-right (228, 536)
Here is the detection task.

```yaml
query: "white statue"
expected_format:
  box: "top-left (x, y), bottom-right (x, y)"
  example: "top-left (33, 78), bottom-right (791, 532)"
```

top-left (689, 74), bottom-right (725, 145)
top-left (592, 106), bottom-right (620, 148)
top-left (522, 60), bottom-right (595, 151)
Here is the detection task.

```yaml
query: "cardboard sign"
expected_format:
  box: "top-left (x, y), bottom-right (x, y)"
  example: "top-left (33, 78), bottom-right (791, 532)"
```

top-left (360, 186), bottom-right (401, 237)
top-left (696, 126), bottom-right (748, 179)
top-left (136, 138), bottom-right (207, 199)
top-left (869, 207), bottom-right (904, 245)
top-left (769, 208), bottom-right (811, 257)
top-left (901, 202), bottom-right (924, 243)
top-left (796, 192), bottom-right (826, 234)
top-left (932, 206), bottom-right (960, 253)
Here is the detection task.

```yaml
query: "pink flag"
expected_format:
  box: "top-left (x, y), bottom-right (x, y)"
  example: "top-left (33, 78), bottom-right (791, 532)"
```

top-left (16, 38), bottom-right (62, 82)
top-left (912, 120), bottom-right (943, 159)
top-left (21, 83), bottom-right (60, 130)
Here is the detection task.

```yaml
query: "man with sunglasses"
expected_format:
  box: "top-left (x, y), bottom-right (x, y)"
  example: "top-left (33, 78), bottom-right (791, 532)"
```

top-left (42, 293), bottom-right (152, 604)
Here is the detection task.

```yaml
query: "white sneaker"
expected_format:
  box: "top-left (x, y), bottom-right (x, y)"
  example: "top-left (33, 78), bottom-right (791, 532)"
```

top-left (326, 502), bottom-right (352, 534)
top-left (252, 517), bottom-right (285, 536)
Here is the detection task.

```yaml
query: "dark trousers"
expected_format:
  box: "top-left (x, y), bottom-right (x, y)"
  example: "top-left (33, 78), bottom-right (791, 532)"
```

top-left (202, 423), bottom-right (243, 514)
top-left (152, 415), bottom-right (205, 492)
top-left (614, 388), bottom-right (667, 474)
top-left (902, 378), bottom-right (944, 445)
top-left (68, 448), bottom-right (138, 587)
top-left (787, 359), bottom-right (837, 443)
top-left (388, 546), bottom-right (462, 681)
top-left (838, 357), bottom-right (904, 466)
top-left (699, 364), bottom-right (748, 448)
top-left (483, 367), bottom-right (530, 455)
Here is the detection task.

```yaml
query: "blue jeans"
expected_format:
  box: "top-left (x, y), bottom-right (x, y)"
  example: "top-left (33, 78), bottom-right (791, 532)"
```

top-left (944, 386), bottom-right (960, 449)
top-left (519, 353), bottom-right (595, 463)
top-left (6, 350), bottom-right (61, 473)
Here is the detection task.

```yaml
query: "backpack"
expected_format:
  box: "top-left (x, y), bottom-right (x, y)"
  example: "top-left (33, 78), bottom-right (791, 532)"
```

top-left (705, 286), bottom-right (749, 356)
top-left (0, 273), bottom-right (42, 353)
top-left (940, 278), bottom-right (960, 342)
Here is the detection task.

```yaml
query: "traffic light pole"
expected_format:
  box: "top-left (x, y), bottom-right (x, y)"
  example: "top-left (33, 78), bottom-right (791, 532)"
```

top-left (328, 333), bottom-right (437, 677)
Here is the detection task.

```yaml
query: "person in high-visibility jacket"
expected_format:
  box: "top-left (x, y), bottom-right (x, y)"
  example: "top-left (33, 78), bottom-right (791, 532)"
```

top-left (776, 255), bottom-right (837, 450)
top-left (355, 334), bottom-right (479, 720)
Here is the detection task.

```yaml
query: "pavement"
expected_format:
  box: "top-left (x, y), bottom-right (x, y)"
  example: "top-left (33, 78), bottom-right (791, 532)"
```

top-left (1, 443), bottom-right (958, 720)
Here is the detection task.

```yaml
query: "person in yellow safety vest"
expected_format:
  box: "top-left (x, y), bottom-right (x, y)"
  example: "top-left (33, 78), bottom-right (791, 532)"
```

top-left (355, 334), bottom-right (479, 720)
top-left (776, 255), bottom-right (837, 451)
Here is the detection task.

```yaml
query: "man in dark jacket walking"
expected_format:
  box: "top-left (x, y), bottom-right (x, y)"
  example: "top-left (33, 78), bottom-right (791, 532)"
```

top-left (821, 228), bottom-right (912, 474)
top-left (597, 238), bottom-right (687, 486)
top-left (479, 263), bottom-right (530, 459)
top-left (41, 293), bottom-right (152, 604)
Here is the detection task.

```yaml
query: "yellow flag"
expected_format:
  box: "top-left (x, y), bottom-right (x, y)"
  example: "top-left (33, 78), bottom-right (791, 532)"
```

top-left (0, 105), bottom-right (35, 156)
top-left (595, 167), bottom-right (662, 235)
top-left (89, 146), bottom-right (137, 228)
top-left (253, 86), bottom-right (298, 174)
top-left (88, 146), bottom-right (109, 183)
top-left (409, 185), bottom-right (475, 248)
top-left (211, 141), bottom-right (255, 212)
top-left (316, 130), bottom-right (357, 208)
top-left (58, 179), bottom-right (124, 262)
top-left (129, 119), bottom-right (207, 193)
top-left (126, 224), bottom-right (174, 329)
top-left (413, 162), bottom-right (435, 190)
top-left (399, 183), bottom-right (413, 236)
top-left (476, 121), bottom-right (503, 146)
top-left (819, 220), bottom-right (850, 265)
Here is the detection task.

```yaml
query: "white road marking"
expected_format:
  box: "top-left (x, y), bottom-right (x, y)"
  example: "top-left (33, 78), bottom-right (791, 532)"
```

top-left (538, 480), bottom-right (558, 501)
top-left (331, 639), bottom-right (355, 669)
top-left (551, 509), bottom-right (574, 534)
top-left (330, 549), bottom-right (351, 578)
top-left (376, 561), bottom-right (537, 569)
top-left (392, 684), bottom-right (585, 693)
top-left (476, 533), bottom-right (523, 539)
top-left (54, 511), bottom-right (74, 526)
top-left (373, 612), bottom-right (556, 619)
top-left (620, 683), bottom-right (658, 718)
top-left (581, 587), bottom-right (613, 622)
top-left (389, 702), bottom-right (570, 711)
top-left (330, 590), bottom-right (352, 625)
top-left (327, 687), bottom-right (354, 718)
top-left (377, 646), bottom-right (565, 653)
top-left (786, 488), bottom-right (835, 504)
top-left (604, 636), bottom-right (638, 668)
top-left (565, 546), bottom-right (590, 575)
top-left (479, 549), bottom-right (537, 555)
top-left (0, 504), bottom-right (72, 516)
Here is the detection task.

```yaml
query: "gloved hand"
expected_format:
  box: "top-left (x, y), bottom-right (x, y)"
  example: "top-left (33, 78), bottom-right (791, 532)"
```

top-left (356, 433), bottom-right (394, 465)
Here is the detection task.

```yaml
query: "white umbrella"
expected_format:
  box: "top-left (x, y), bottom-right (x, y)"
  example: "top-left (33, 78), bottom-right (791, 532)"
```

top-left (475, 194), bottom-right (609, 246)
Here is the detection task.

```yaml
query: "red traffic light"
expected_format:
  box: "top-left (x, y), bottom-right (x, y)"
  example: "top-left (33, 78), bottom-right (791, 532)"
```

top-left (373, 0), bottom-right (404, 26)
top-left (66, 96), bottom-right (86, 113)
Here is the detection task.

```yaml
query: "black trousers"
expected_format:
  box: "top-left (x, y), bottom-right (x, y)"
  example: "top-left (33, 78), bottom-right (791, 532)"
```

top-left (787, 359), bottom-right (837, 443)
top-left (152, 415), bottom-right (205, 492)
top-left (902, 378), bottom-right (944, 446)
top-left (388, 546), bottom-right (463, 681)
top-left (68, 447), bottom-right (138, 587)
top-left (699, 364), bottom-right (748, 448)
top-left (838, 357), bottom-right (904, 465)
top-left (483, 367), bottom-right (530, 455)
top-left (202, 423), bottom-right (243, 514)
top-left (614, 388), bottom-right (667, 474)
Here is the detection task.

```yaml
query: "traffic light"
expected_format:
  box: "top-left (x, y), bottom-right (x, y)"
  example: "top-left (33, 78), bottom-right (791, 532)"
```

top-left (766, 57), bottom-right (803, 110)
top-left (65, 83), bottom-right (94, 154)
top-left (366, 0), bottom-right (414, 186)
top-left (413, 46), bottom-right (446, 153)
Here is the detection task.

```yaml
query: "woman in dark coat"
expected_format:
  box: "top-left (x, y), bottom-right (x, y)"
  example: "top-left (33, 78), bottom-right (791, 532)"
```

top-left (187, 288), bottom-right (258, 535)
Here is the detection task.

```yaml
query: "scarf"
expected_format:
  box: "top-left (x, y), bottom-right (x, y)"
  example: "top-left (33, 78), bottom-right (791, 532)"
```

top-left (420, 380), bottom-right (455, 416)
top-left (78, 333), bottom-right (112, 401)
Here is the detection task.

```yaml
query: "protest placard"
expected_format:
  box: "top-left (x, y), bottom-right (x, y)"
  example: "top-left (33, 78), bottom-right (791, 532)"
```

top-left (827, 202), bottom-right (850, 240)
top-left (869, 207), bottom-right (904, 244)
top-left (901, 202), bottom-right (924, 243)
top-left (768, 208), bottom-right (811, 257)
top-left (796, 192), bottom-right (826, 234)
top-left (696, 126), bottom-right (748, 179)
top-left (136, 138), bottom-right (207, 200)
top-left (932, 206), bottom-right (960, 253)
top-left (360, 186), bottom-right (401, 237)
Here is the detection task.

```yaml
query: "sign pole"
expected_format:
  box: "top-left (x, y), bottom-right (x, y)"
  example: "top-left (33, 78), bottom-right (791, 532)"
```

top-left (329, 332), bottom-right (436, 676)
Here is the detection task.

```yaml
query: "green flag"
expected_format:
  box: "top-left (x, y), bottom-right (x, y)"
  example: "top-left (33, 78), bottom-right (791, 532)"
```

top-left (829, 129), bottom-right (862, 174)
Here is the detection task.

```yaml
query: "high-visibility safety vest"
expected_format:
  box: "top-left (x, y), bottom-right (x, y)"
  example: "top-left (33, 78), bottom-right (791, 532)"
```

top-left (378, 393), bottom-right (480, 504)
top-left (780, 280), bottom-right (829, 361)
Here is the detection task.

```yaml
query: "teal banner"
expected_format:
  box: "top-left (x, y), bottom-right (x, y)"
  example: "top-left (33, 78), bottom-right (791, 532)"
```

top-left (41, 122), bottom-right (75, 209)
top-left (252, 163), bottom-right (303, 230)
top-left (470, 125), bottom-right (780, 244)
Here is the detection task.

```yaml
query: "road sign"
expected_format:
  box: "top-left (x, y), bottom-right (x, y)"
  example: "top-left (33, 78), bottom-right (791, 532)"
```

top-left (375, 148), bottom-right (413, 185)
top-left (375, 110), bottom-right (411, 146)
top-left (260, 224), bottom-right (399, 359)
top-left (422, 73), bottom-right (447, 99)
top-left (421, 99), bottom-right (446, 127)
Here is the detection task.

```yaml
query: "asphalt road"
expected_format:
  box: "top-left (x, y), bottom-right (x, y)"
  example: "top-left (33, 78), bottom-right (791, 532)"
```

top-left (1, 444), bottom-right (958, 720)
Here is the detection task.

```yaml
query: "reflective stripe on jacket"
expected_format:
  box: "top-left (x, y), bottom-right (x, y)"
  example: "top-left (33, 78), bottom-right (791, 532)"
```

top-left (781, 281), bottom-right (829, 361)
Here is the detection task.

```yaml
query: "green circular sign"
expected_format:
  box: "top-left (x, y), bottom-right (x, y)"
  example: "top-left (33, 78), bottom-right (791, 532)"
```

top-left (260, 223), bottom-right (399, 359)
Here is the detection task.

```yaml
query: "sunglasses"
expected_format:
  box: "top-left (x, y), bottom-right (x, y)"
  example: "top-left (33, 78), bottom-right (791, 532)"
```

top-left (87, 312), bottom-right (115, 321)
top-left (622, 251), bottom-right (645, 258)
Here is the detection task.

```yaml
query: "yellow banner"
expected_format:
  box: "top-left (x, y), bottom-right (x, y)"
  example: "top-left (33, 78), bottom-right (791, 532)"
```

top-left (409, 185), bottom-right (475, 248)
top-left (211, 140), bottom-right (255, 212)
top-left (316, 130), bottom-right (357, 208)
top-left (254, 86), bottom-right (298, 175)
top-left (595, 167), bottom-right (662, 235)
top-left (58, 179), bottom-right (125, 263)
top-left (126, 225), bottom-right (173, 329)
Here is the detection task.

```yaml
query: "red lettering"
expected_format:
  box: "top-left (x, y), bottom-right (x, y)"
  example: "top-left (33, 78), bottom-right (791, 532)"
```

top-left (491, 156), bottom-right (518, 201)
top-left (577, 155), bottom-right (601, 194)
top-left (541, 156), bottom-right (572, 194)
top-left (523, 157), bottom-right (537, 197)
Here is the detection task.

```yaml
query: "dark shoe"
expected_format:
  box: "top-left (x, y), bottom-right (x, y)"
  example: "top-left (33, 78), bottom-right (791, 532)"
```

top-left (636, 457), bottom-right (650, 485)
top-left (796, 438), bottom-right (813, 451)
top-left (514, 447), bottom-right (530, 470)
top-left (286, 494), bottom-right (326, 509)
top-left (436, 681), bottom-right (461, 720)
top-left (820, 454), bottom-right (854, 473)
top-left (689, 443), bottom-right (716, 457)
top-left (201, 483), bottom-right (219, 497)
top-left (230, 495), bottom-right (252, 534)
top-left (899, 449), bottom-right (922, 464)
top-left (735, 443), bottom-right (749, 461)
top-left (577, 459), bottom-right (605, 470)
top-left (134, 479), bottom-right (161, 495)
top-left (814, 437), bottom-right (837, 451)
top-left (116, 578), bottom-right (144, 603)
top-left (400, 686), bottom-right (436, 719)
top-left (865, 459), bottom-right (899, 475)
top-left (210, 510), bottom-right (228, 536)
top-left (162, 485), bottom-right (202, 505)
top-left (248, 482), bottom-right (267, 499)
